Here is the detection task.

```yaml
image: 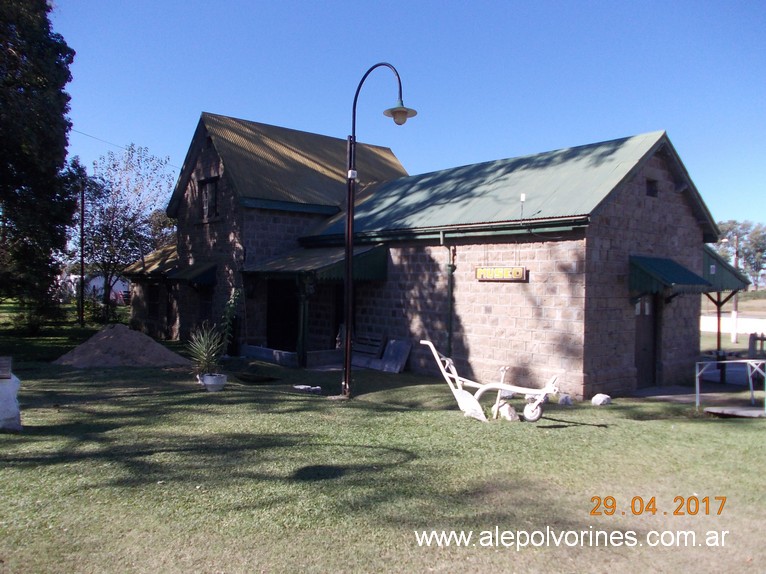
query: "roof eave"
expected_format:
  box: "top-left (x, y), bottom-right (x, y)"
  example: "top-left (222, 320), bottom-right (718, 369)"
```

top-left (300, 215), bottom-right (590, 246)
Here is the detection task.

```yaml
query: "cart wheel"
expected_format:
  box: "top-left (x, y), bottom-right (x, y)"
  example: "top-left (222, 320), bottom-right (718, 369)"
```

top-left (523, 403), bottom-right (542, 422)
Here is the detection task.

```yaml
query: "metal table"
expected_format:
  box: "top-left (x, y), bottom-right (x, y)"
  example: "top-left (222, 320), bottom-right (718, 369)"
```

top-left (695, 359), bottom-right (766, 411)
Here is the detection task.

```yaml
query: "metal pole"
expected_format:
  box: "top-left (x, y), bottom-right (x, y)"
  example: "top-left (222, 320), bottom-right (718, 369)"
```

top-left (731, 235), bottom-right (739, 344)
top-left (341, 62), bottom-right (413, 398)
top-left (342, 135), bottom-right (356, 397)
top-left (79, 180), bottom-right (85, 327)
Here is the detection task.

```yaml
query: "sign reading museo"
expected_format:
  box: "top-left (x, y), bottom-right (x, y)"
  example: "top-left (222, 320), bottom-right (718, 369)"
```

top-left (475, 266), bottom-right (528, 282)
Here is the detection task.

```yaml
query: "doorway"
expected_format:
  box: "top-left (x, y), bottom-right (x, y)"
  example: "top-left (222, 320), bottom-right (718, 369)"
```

top-left (634, 295), bottom-right (658, 387)
top-left (266, 279), bottom-right (299, 351)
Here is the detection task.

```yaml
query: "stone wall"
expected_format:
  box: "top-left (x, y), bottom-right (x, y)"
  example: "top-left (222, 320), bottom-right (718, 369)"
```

top-left (174, 133), bottom-right (329, 343)
top-left (584, 151), bottom-right (705, 394)
top-left (354, 234), bottom-right (588, 397)
top-left (351, 151), bottom-right (705, 398)
top-left (240, 209), bottom-right (329, 345)
top-left (165, 133), bottom-right (706, 399)
top-left (174, 139), bottom-right (243, 338)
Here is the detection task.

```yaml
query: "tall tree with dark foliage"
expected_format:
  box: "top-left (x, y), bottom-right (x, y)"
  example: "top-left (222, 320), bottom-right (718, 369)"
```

top-left (0, 0), bottom-right (77, 326)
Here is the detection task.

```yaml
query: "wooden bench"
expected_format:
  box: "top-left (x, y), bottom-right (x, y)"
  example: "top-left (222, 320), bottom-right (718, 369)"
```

top-left (352, 333), bottom-right (387, 360)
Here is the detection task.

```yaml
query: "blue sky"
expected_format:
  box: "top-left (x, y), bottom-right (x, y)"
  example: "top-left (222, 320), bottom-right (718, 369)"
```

top-left (50, 0), bottom-right (764, 224)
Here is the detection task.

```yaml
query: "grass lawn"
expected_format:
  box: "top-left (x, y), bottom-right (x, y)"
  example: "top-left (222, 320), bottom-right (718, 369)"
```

top-left (1, 301), bottom-right (765, 573)
top-left (2, 357), bottom-right (765, 573)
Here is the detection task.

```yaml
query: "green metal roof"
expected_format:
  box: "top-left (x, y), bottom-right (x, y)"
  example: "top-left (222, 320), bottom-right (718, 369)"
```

top-left (167, 113), bottom-right (408, 217)
top-left (244, 245), bottom-right (387, 282)
top-left (629, 255), bottom-right (711, 296)
top-left (167, 262), bottom-right (217, 285)
top-left (702, 245), bottom-right (750, 292)
top-left (305, 131), bottom-right (718, 243)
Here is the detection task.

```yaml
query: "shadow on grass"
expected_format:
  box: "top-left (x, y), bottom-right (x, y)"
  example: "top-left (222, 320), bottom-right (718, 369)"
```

top-left (535, 416), bottom-right (609, 429)
top-left (7, 360), bottom-right (736, 553)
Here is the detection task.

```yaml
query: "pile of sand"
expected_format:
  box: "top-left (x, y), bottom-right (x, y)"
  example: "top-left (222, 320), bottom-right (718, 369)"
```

top-left (53, 324), bottom-right (191, 369)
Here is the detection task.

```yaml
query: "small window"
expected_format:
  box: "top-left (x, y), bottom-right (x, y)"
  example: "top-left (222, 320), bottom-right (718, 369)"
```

top-left (200, 178), bottom-right (219, 220)
top-left (646, 179), bottom-right (659, 198)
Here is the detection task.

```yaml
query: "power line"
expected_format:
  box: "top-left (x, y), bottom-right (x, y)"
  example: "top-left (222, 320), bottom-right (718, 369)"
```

top-left (70, 128), bottom-right (181, 170)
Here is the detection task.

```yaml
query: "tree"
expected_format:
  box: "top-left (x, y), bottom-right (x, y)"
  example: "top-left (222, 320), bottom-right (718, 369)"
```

top-left (147, 208), bottom-right (177, 250)
top-left (84, 144), bottom-right (175, 319)
top-left (716, 220), bottom-right (766, 290)
top-left (0, 0), bottom-right (77, 322)
top-left (742, 224), bottom-right (766, 290)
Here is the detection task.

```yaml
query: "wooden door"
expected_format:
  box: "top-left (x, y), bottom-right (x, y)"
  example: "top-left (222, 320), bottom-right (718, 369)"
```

top-left (634, 295), bottom-right (657, 388)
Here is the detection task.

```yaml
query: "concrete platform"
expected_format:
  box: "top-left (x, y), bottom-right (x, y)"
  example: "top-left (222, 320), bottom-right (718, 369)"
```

top-left (703, 406), bottom-right (766, 418)
top-left (632, 382), bottom-right (764, 411)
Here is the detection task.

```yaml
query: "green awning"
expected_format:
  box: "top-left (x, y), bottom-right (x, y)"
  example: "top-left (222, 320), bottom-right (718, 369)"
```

top-left (245, 245), bottom-right (387, 282)
top-left (702, 245), bottom-right (750, 292)
top-left (629, 255), bottom-right (711, 296)
top-left (168, 262), bottom-right (217, 285)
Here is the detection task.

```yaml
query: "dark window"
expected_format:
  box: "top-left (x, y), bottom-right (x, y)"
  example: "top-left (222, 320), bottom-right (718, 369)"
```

top-left (201, 178), bottom-right (219, 220)
top-left (646, 179), bottom-right (659, 198)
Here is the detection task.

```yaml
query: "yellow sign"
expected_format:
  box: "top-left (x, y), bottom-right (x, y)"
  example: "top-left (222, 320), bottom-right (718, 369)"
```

top-left (475, 266), bottom-right (528, 282)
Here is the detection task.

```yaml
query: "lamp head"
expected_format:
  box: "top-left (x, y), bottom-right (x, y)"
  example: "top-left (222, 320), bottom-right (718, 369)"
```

top-left (384, 99), bottom-right (417, 126)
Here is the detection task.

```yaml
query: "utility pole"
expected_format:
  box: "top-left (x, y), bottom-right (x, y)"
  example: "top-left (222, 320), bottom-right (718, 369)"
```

top-left (731, 235), bottom-right (739, 344)
top-left (79, 179), bottom-right (85, 327)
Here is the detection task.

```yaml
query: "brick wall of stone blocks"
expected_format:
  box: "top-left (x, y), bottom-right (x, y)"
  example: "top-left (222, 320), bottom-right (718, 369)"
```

top-left (306, 283), bottom-right (340, 350)
top-left (351, 152), bottom-right (705, 399)
top-left (174, 146), bottom-right (243, 338)
top-left (354, 236), bottom-right (589, 398)
top-left (240, 210), bottom-right (328, 266)
top-left (175, 139), bottom-right (332, 344)
top-left (240, 209), bottom-right (331, 345)
top-left (585, 151), bottom-right (705, 394)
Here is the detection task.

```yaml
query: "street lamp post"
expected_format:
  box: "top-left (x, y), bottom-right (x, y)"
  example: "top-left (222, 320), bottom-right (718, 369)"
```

top-left (342, 62), bottom-right (416, 398)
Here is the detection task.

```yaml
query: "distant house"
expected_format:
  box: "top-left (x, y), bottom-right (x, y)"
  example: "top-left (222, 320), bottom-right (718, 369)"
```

top-left (129, 113), bottom-right (732, 398)
top-left (60, 274), bottom-right (130, 305)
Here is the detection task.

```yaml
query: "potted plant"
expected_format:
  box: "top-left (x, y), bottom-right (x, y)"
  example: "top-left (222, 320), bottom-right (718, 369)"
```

top-left (187, 321), bottom-right (227, 391)
top-left (186, 289), bottom-right (242, 392)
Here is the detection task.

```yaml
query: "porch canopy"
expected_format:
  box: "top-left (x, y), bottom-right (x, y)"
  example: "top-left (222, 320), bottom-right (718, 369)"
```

top-left (702, 245), bottom-right (750, 292)
top-left (167, 262), bottom-right (217, 286)
top-left (629, 255), bottom-right (711, 299)
top-left (700, 245), bottom-right (751, 355)
top-left (244, 244), bottom-right (387, 282)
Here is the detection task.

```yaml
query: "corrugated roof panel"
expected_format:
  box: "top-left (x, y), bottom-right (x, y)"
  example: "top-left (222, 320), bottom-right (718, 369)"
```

top-left (168, 262), bottom-right (217, 285)
top-left (702, 245), bottom-right (750, 292)
top-left (312, 131), bottom-right (669, 237)
top-left (203, 113), bottom-right (407, 207)
top-left (629, 255), bottom-right (711, 295)
top-left (244, 245), bottom-right (386, 281)
top-left (124, 245), bottom-right (178, 276)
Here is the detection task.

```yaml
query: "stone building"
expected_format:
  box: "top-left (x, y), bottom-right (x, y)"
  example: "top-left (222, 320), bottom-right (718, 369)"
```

top-left (126, 112), bottom-right (406, 342)
top-left (128, 113), bottom-right (722, 399)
